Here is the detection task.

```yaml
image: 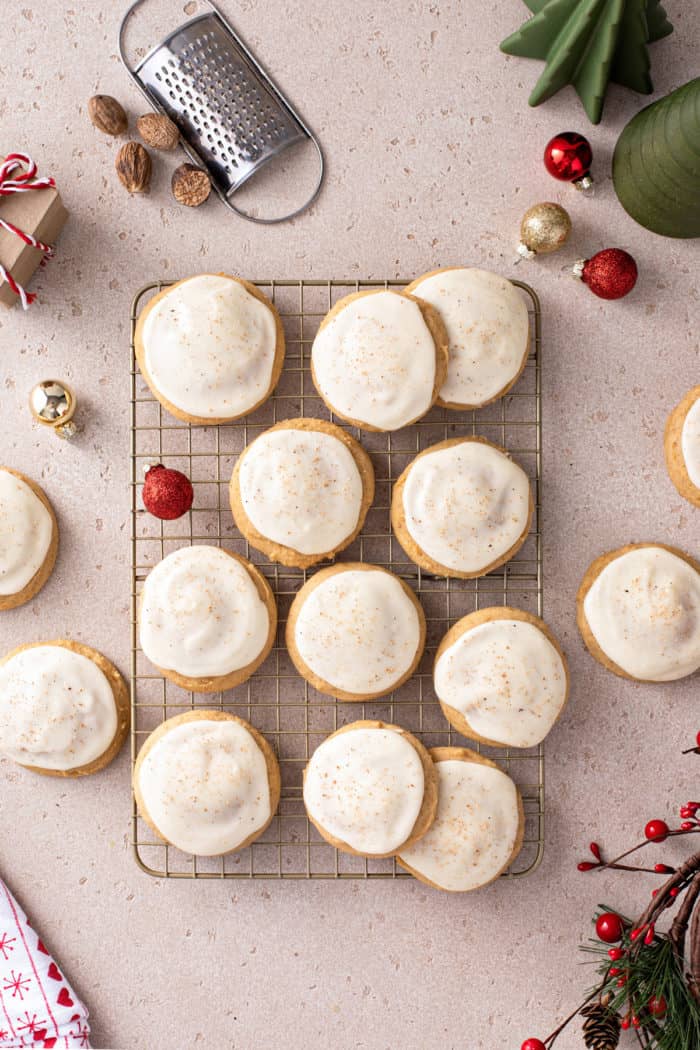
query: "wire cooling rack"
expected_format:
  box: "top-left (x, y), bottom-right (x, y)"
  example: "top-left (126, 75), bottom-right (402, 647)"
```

top-left (130, 277), bottom-right (544, 880)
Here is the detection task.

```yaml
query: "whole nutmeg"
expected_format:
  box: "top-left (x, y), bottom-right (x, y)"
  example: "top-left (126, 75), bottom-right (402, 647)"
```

top-left (136, 112), bottom-right (179, 151)
top-left (88, 94), bottom-right (128, 136)
top-left (171, 163), bottom-right (211, 207)
top-left (115, 141), bottom-right (152, 193)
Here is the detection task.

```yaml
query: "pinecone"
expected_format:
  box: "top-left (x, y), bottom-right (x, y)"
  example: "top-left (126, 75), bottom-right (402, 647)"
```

top-left (581, 1002), bottom-right (621, 1050)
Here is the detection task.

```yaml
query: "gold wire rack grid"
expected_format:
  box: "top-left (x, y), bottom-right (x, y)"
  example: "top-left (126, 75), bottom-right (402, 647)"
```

top-left (130, 277), bottom-right (544, 880)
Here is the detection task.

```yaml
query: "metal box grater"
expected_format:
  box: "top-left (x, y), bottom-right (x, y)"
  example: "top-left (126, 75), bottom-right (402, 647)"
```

top-left (119, 0), bottom-right (324, 223)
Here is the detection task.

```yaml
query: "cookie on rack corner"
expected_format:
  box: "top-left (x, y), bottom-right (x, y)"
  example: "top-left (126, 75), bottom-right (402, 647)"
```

top-left (139, 545), bottom-right (277, 693)
top-left (229, 417), bottom-right (375, 569)
top-left (434, 607), bottom-right (569, 749)
top-left (396, 747), bottom-right (524, 892)
top-left (0, 639), bottom-right (129, 776)
top-left (310, 288), bottom-right (449, 431)
top-left (286, 562), bottom-right (426, 701)
top-left (577, 542), bottom-right (700, 682)
top-left (404, 267), bottom-right (530, 410)
top-left (303, 720), bottom-right (438, 858)
top-left (0, 466), bottom-right (58, 611)
top-left (134, 710), bottom-right (281, 857)
top-left (664, 384), bottom-right (700, 508)
top-left (134, 273), bottom-right (285, 424)
top-left (391, 436), bottom-right (533, 578)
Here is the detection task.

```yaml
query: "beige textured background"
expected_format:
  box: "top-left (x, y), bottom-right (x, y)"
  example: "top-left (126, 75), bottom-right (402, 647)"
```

top-left (1, 2), bottom-right (699, 1047)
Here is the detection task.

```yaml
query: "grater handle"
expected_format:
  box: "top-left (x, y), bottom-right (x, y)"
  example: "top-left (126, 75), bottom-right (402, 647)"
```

top-left (118, 0), bottom-right (325, 224)
top-left (222, 135), bottom-right (324, 225)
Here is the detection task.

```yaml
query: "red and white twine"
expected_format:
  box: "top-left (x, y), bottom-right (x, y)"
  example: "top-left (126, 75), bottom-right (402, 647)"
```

top-left (0, 152), bottom-right (56, 308)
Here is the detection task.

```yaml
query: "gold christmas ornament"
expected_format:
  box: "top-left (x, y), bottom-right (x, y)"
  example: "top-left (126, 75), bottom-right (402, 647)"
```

top-left (518, 202), bottom-right (572, 259)
top-left (29, 380), bottom-right (78, 439)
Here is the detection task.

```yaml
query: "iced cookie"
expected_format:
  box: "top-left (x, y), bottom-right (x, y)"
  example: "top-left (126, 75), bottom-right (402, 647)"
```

top-left (405, 268), bottom-right (530, 409)
top-left (397, 747), bottom-right (524, 892)
top-left (434, 607), bottom-right (569, 748)
top-left (0, 466), bottom-right (58, 611)
top-left (0, 639), bottom-right (129, 777)
top-left (134, 273), bottom-right (285, 423)
top-left (664, 385), bottom-right (700, 508)
top-left (286, 563), bottom-right (425, 701)
top-left (391, 437), bottom-right (533, 578)
top-left (230, 418), bottom-right (374, 569)
top-left (134, 710), bottom-right (280, 856)
top-left (577, 542), bottom-right (700, 682)
top-left (310, 289), bottom-right (448, 431)
top-left (139, 545), bottom-right (276, 692)
top-left (303, 720), bottom-right (438, 857)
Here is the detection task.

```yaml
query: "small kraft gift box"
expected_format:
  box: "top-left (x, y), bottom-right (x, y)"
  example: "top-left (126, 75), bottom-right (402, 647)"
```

top-left (0, 152), bottom-right (68, 309)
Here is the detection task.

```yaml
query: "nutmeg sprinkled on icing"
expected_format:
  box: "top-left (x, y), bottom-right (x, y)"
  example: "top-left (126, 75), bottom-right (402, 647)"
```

top-left (0, 645), bottom-right (118, 771)
top-left (435, 618), bottom-right (567, 748)
top-left (311, 291), bottom-right (437, 430)
top-left (292, 568), bottom-right (422, 696)
top-left (137, 718), bottom-right (272, 856)
top-left (401, 441), bottom-right (531, 574)
top-left (238, 426), bottom-right (364, 555)
top-left (681, 396), bottom-right (700, 489)
top-left (0, 469), bottom-right (53, 597)
top-left (409, 268), bottom-right (529, 407)
top-left (139, 546), bottom-right (270, 679)
top-left (303, 726), bottom-right (425, 854)
top-left (398, 758), bottom-right (520, 891)
top-left (583, 546), bottom-right (700, 681)
top-left (141, 275), bottom-right (277, 418)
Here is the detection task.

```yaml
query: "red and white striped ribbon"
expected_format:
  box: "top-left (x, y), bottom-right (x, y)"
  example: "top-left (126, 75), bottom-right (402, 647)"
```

top-left (0, 153), bottom-right (56, 309)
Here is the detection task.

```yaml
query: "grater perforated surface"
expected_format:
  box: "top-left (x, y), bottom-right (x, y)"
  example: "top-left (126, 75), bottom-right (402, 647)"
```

top-left (136, 13), bottom-right (306, 194)
top-left (130, 277), bottom-right (545, 881)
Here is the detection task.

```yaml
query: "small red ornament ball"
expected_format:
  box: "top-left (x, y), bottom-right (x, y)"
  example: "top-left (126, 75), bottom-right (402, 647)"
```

top-left (645, 819), bottom-right (670, 843)
top-left (580, 248), bottom-right (638, 300)
top-left (596, 912), bottom-right (624, 944)
top-left (543, 132), bottom-right (592, 182)
top-left (142, 464), bottom-right (193, 520)
top-left (648, 995), bottom-right (667, 1018)
top-left (521, 1040), bottom-right (547, 1050)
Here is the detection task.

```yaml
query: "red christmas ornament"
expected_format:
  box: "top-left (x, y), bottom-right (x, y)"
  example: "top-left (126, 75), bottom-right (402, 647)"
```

top-left (644, 819), bottom-right (670, 843)
top-left (648, 995), bottom-right (667, 1018)
top-left (521, 1040), bottom-right (547, 1050)
top-left (544, 132), bottom-right (593, 186)
top-left (595, 912), bottom-right (624, 944)
top-left (574, 248), bottom-right (638, 300)
top-left (142, 464), bottom-right (193, 520)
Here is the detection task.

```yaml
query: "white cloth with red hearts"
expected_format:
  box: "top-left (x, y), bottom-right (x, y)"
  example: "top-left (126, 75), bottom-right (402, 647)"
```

top-left (0, 879), bottom-right (90, 1048)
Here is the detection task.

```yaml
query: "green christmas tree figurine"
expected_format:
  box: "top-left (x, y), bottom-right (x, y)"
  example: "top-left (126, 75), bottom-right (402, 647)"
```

top-left (500, 0), bottom-right (673, 124)
top-left (613, 77), bottom-right (700, 238)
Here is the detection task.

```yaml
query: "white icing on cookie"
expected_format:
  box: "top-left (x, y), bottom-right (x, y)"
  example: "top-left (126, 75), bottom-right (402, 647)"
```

top-left (0, 469), bottom-right (53, 597)
top-left (303, 726), bottom-right (425, 854)
top-left (583, 546), bottom-right (700, 681)
top-left (0, 645), bottom-right (117, 771)
top-left (409, 268), bottom-right (529, 406)
top-left (293, 569), bottom-right (422, 696)
top-left (398, 758), bottom-right (520, 891)
top-left (401, 441), bottom-right (531, 574)
top-left (435, 617), bottom-right (567, 748)
top-left (141, 275), bottom-right (278, 418)
top-left (137, 718), bottom-right (272, 856)
top-left (139, 546), bottom-right (271, 679)
top-left (681, 395), bottom-right (700, 489)
top-left (311, 291), bottom-right (437, 430)
top-left (238, 426), bottom-right (364, 556)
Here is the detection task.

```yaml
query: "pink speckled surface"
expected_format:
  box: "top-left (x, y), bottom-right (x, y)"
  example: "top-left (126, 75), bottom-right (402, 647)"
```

top-left (1, 2), bottom-right (699, 1048)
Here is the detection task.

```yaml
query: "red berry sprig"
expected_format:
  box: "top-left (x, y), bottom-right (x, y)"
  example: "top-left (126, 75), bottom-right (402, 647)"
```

top-left (521, 1040), bottom-right (547, 1050)
top-left (596, 912), bottom-right (624, 944)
